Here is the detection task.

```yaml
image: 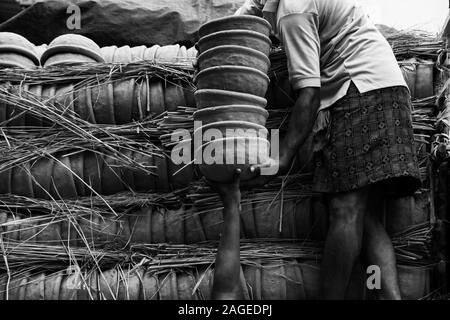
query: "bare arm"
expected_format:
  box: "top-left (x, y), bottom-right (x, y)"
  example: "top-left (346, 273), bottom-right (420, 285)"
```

top-left (210, 171), bottom-right (243, 300)
top-left (277, 87), bottom-right (321, 174)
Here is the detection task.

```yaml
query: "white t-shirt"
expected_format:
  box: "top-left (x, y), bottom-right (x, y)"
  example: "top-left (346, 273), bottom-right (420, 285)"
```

top-left (263, 0), bottom-right (408, 110)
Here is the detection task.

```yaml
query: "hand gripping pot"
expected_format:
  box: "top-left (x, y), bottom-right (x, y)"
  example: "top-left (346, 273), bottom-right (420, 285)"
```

top-left (195, 137), bottom-right (270, 183)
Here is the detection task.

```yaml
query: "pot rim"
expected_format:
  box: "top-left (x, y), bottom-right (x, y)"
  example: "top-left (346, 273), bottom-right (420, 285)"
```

top-left (198, 29), bottom-right (271, 47)
top-left (197, 44), bottom-right (270, 65)
top-left (194, 136), bottom-right (270, 153)
top-left (194, 89), bottom-right (267, 105)
top-left (41, 44), bottom-right (105, 65)
top-left (193, 105), bottom-right (269, 119)
top-left (199, 15), bottom-right (271, 38)
top-left (193, 120), bottom-right (268, 136)
top-left (194, 65), bottom-right (270, 84)
top-left (0, 45), bottom-right (40, 65)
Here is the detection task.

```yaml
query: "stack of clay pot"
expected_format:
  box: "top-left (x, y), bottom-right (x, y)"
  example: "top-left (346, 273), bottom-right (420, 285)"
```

top-left (193, 15), bottom-right (272, 183)
top-left (0, 32), bottom-right (40, 69)
top-left (40, 34), bottom-right (104, 67)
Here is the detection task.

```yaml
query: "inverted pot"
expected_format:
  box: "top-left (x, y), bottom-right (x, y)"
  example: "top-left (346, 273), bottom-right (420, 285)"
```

top-left (194, 105), bottom-right (269, 127)
top-left (195, 89), bottom-right (267, 109)
top-left (197, 45), bottom-right (270, 74)
top-left (194, 120), bottom-right (268, 140)
top-left (0, 52), bottom-right (38, 69)
top-left (195, 136), bottom-right (270, 183)
top-left (197, 30), bottom-right (271, 56)
top-left (199, 15), bottom-right (271, 38)
top-left (41, 34), bottom-right (104, 66)
top-left (0, 32), bottom-right (39, 64)
top-left (195, 66), bottom-right (269, 97)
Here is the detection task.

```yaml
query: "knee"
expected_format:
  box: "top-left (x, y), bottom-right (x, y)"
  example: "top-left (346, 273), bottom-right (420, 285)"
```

top-left (329, 192), bottom-right (366, 227)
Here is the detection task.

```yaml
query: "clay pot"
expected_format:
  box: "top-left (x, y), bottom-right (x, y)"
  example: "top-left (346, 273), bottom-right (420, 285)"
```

top-left (197, 30), bottom-right (271, 56)
top-left (0, 52), bottom-right (38, 69)
top-left (101, 45), bottom-right (118, 63)
top-left (195, 137), bottom-right (270, 183)
top-left (195, 89), bottom-right (267, 109)
top-left (195, 66), bottom-right (269, 97)
top-left (112, 45), bottom-right (132, 63)
top-left (43, 53), bottom-right (98, 67)
top-left (194, 121), bottom-right (268, 140)
top-left (131, 45), bottom-right (147, 61)
top-left (0, 32), bottom-right (40, 68)
top-left (113, 79), bottom-right (135, 124)
top-left (193, 105), bottom-right (269, 126)
top-left (199, 15), bottom-right (271, 38)
top-left (197, 45), bottom-right (270, 73)
top-left (41, 34), bottom-right (104, 67)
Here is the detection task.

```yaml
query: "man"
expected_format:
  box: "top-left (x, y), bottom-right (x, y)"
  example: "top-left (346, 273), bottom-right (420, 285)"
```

top-left (236, 0), bottom-right (421, 299)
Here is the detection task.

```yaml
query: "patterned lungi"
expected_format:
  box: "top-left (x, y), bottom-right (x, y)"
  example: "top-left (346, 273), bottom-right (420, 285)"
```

top-left (313, 82), bottom-right (421, 197)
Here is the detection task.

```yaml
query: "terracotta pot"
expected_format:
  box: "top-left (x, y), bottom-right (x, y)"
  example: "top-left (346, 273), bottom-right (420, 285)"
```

top-left (195, 137), bottom-right (270, 183)
top-left (90, 83), bottom-right (115, 124)
top-left (69, 151), bottom-right (86, 197)
top-left (30, 157), bottom-right (54, 199)
top-left (165, 206), bottom-right (185, 244)
top-left (43, 53), bottom-right (98, 67)
top-left (186, 46), bottom-right (198, 59)
top-left (195, 66), bottom-right (269, 97)
top-left (101, 45), bottom-right (118, 63)
top-left (131, 45), bottom-right (147, 62)
top-left (44, 272), bottom-right (63, 300)
top-left (0, 32), bottom-right (40, 66)
top-left (0, 168), bottom-right (11, 194)
top-left (195, 89), bottom-right (266, 109)
top-left (0, 52), bottom-right (38, 69)
top-left (164, 81), bottom-right (186, 111)
top-left (113, 79), bottom-right (135, 124)
top-left (199, 15), bottom-right (271, 38)
top-left (197, 30), bottom-right (271, 56)
top-left (98, 268), bottom-right (119, 300)
top-left (74, 86), bottom-right (96, 123)
top-left (194, 121), bottom-right (268, 140)
top-left (197, 45), bottom-right (270, 73)
top-left (11, 163), bottom-right (34, 197)
top-left (101, 154), bottom-right (125, 195)
top-left (26, 85), bottom-right (44, 126)
top-left (155, 44), bottom-right (180, 62)
top-left (83, 152), bottom-right (103, 195)
top-left (148, 80), bottom-right (165, 115)
top-left (193, 105), bottom-right (269, 126)
top-left (144, 45), bottom-right (160, 62)
top-left (50, 155), bottom-right (78, 199)
top-left (112, 45), bottom-right (132, 63)
top-left (41, 34), bottom-right (104, 67)
top-left (141, 272), bottom-right (159, 300)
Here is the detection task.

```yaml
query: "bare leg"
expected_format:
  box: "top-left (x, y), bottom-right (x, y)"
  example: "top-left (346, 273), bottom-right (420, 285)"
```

top-left (321, 188), bottom-right (369, 300)
top-left (362, 189), bottom-right (402, 300)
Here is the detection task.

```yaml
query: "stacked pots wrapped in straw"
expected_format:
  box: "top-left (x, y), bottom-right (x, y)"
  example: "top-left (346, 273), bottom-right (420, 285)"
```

top-left (0, 33), bottom-right (197, 196)
top-left (0, 33), bottom-right (40, 70)
top-left (194, 15), bottom-right (272, 182)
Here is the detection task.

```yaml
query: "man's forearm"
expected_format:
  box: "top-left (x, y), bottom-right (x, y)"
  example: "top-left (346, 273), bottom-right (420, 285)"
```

top-left (212, 197), bottom-right (242, 299)
top-left (279, 87), bottom-right (321, 173)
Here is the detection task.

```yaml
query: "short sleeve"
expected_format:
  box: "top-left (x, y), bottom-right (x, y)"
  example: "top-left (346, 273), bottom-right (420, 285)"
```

top-left (278, 13), bottom-right (321, 89)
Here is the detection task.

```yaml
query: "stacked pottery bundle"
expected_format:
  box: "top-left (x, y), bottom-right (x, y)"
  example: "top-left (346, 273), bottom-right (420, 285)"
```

top-left (193, 15), bottom-right (272, 183)
top-left (0, 32), bottom-right (40, 69)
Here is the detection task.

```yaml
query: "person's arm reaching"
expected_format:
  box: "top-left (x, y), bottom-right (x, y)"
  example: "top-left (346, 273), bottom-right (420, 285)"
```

top-left (251, 12), bottom-right (322, 179)
top-left (278, 87), bottom-right (320, 173)
top-left (210, 170), bottom-right (243, 300)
